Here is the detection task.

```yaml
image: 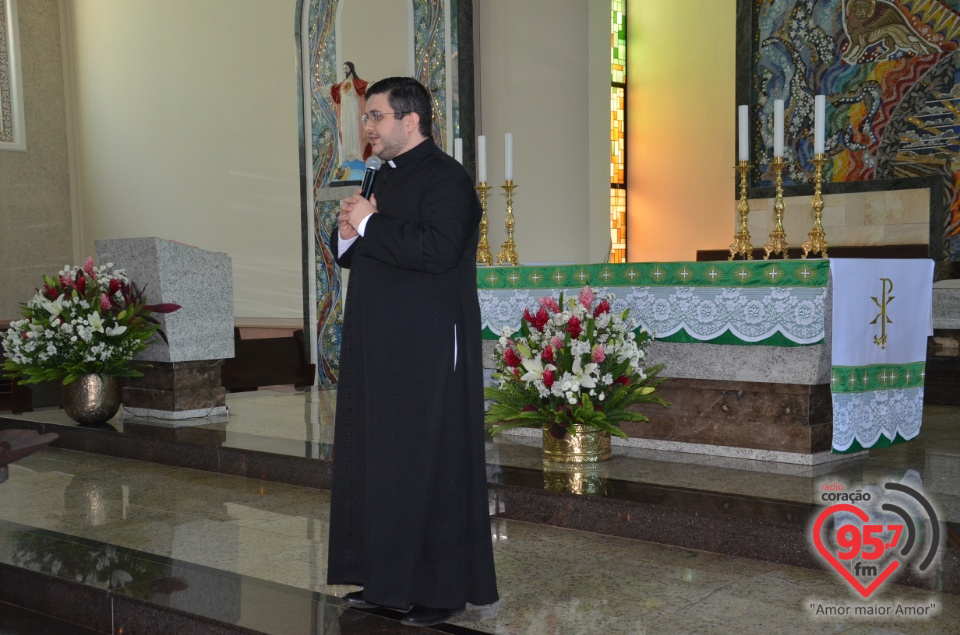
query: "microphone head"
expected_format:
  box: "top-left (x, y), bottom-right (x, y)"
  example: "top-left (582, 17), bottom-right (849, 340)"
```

top-left (365, 156), bottom-right (382, 171)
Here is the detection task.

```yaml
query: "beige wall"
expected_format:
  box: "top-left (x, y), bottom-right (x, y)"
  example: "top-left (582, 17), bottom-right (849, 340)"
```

top-left (0, 0), bottom-right (72, 319)
top-left (745, 189), bottom-right (931, 248)
top-left (57, 0), bottom-right (613, 319)
top-left (338, 0), bottom-right (409, 82)
top-left (474, 0), bottom-right (610, 265)
top-left (627, 0), bottom-right (737, 262)
top-left (63, 0), bottom-right (302, 319)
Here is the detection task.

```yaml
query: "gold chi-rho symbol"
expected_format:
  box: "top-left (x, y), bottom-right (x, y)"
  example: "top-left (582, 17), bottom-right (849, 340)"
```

top-left (870, 278), bottom-right (894, 349)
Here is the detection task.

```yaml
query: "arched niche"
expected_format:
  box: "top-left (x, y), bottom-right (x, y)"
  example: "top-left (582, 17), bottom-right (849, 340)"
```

top-left (294, 0), bottom-right (475, 385)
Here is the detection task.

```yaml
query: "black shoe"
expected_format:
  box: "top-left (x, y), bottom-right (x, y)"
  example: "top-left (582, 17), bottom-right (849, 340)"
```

top-left (341, 590), bottom-right (378, 610)
top-left (400, 605), bottom-right (462, 627)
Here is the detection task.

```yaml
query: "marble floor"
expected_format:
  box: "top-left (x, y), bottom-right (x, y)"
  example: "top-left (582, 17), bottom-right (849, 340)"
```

top-left (0, 391), bottom-right (958, 634)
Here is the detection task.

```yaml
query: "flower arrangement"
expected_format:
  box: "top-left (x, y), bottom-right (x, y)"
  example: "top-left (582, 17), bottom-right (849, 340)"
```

top-left (2, 258), bottom-right (180, 385)
top-left (484, 285), bottom-right (667, 439)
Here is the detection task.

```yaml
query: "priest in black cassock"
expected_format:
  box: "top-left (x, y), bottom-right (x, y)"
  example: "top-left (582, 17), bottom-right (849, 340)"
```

top-left (326, 76), bottom-right (499, 627)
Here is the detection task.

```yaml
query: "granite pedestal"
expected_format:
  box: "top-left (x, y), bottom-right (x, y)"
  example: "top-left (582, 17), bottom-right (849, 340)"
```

top-left (121, 360), bottom-right (227, 421)
top-left (96, 238), bottom-right (234, 424)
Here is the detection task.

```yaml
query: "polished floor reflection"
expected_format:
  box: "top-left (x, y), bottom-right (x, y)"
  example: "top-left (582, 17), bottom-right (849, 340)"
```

top-left (0, 422), bottom-right (958, 633)
top-left (6, 390), bottom-right (959, 514)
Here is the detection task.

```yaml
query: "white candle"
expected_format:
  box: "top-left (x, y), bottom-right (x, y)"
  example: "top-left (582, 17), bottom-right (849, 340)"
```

top-left (773, 99), bottom-right (784, 158)
top-left (504, 133), bottom-right (514, 181)
top-left (738, 105), bottom-right (749, 162)
top-left (454, 138), bottom-right (463, 164)
top-left (477, 135), bottom-right (487, 182)
top-left (814, 95), bottom-right (825, 154)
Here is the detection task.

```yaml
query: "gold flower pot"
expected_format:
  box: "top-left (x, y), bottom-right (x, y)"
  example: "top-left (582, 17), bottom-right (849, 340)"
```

top-left (62, 374), bottom-right (120, 425)
top-left (542, 424), bottom-right (612, 463)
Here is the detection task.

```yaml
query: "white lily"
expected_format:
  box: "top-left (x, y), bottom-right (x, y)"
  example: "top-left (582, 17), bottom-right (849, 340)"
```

top-left (520, 358), bottom-right (555, 383)
top-left (105, 325), bottom-right (127, 337)
top-left (571, 357), bottom-right (598, 389)
top-left (41, 295), bottom-right (64, 318)
top-left (87, 312), bottom-right (105, 333)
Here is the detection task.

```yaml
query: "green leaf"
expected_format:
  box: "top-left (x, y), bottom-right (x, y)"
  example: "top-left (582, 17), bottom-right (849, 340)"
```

top-left (516, 341), bottom-right (532, 358)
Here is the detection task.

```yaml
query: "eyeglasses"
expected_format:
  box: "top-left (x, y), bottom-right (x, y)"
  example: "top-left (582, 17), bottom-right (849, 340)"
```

top-left (361, 111), bottom-right (405, 125)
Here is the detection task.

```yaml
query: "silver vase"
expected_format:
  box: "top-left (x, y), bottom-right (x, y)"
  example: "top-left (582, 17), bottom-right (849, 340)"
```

top-left (62, 374), bottom-right (120, 425)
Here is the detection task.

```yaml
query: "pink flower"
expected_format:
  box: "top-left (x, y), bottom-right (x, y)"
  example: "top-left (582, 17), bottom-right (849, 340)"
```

top-left (593, 299), bottom-right (610, 317)
top-left (503, 348), bottom-right (523, 368)
top-left (538, 296), bottom-right (560, 313)
top-left (550, 335), bottom-right (564, 350)
top-left (100, 293), bottom-right (112, 311)
top-left (108, 278), bottom-right (121, 295)
top-left (579, 286), bottom-right (595, 310)
top-left (592, 345), bottom-right (606, 364)
top-left (543, 368), bottom-right (555, 388)
top-left (565, 316), bottom-right (582, 340)
top-left (83, 257), bottom-right (96, 276)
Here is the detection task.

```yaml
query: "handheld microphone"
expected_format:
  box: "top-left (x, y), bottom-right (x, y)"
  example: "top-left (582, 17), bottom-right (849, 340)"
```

top-left (360, 156), bottom-right (382, 199)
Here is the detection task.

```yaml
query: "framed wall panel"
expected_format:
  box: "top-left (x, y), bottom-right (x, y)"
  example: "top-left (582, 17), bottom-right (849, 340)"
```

top-left (0, 0), bottom-right (25, 152)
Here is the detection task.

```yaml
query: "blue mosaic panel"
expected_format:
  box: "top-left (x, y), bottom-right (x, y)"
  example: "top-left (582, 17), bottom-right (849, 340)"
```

top-left (414, 0), bottom-right (447, 149)
top-left (307, 0), bottom-right (339, 385)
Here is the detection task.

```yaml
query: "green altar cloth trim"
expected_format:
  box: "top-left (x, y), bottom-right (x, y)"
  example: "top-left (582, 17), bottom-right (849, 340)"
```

top-left (656, 329), bottom-right (821, 347)
top-left (476, 260), bottom-right (829, 289)
top-left (830, 362), bottom-right (926, 393)
top-left (832, 431), bottom-right (912, 454)
top-left (481, 326), bottom-right (821, 346)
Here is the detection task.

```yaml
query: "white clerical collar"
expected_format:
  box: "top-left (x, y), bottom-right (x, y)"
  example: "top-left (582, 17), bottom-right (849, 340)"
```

top-left (388, 160), bottom-right (397, 168)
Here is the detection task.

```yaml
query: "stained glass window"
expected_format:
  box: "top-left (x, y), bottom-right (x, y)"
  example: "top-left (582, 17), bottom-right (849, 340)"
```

top-left (610, 1), bottom-right (626, 263)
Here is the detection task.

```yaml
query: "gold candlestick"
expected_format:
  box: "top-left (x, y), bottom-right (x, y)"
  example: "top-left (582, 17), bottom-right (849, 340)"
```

top-left (475, 182), bottom-right (493, 265)
top-left (763, 156), bottom-right (789, 259)
top-left (728, 161), bottom-right (753, 260)
top-left (497, 180), bottom-right (519, 266)
top-left (801, 153), bottom-right (829, 259)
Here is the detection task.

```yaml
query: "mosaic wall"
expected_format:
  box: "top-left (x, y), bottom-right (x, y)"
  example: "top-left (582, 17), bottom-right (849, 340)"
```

top-left (413, 1), bottom-right (448, 148)
top-left (742, 0), bottom-right (960, 271)
top-left (302, 0), bottom-right (451, 384)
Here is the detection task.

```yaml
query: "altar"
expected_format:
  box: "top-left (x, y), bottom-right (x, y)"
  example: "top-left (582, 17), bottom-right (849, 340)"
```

top-left (478, 258), bottom-right (933, 464)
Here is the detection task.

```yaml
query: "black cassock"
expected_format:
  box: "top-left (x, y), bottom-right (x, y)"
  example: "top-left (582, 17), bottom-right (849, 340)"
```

top-left (326, 139), bottom-right (499, 610)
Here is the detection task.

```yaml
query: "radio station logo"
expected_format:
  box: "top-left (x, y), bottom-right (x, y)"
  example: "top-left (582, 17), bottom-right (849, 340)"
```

top-left (811, 478), bottom-right (940, 599)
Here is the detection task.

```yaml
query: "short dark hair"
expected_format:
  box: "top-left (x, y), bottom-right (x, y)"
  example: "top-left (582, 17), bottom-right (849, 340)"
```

top-left (366, 77), bottom-right (433, 139)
